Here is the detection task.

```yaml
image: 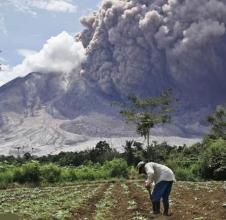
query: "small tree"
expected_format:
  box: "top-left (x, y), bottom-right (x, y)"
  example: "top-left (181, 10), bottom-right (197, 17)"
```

top-left (123, 141), bottom-right (144, 165)
top-left (90, 141), bottom-right (113, 163)
top-left (207, 105), bottom-right (226, 140)
top-left (119, 89), bottom-right (174, 146)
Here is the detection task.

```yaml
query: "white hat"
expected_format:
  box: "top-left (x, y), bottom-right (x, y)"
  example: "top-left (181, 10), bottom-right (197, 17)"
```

top-left (137, 161), bottom-right (145, 170)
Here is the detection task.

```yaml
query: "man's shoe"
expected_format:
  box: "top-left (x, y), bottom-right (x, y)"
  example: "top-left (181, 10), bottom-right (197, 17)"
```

top-left (150, 211), bottom-right (161, 218)
top-left (152, 201), bottom-right (161, 214)
top-left (155, 201), bottom-right (161, 214)
top-left (163, 212), bottom-right (173, 216)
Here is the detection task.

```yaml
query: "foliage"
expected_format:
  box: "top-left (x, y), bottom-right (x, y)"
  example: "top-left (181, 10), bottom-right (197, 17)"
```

top-left (40, 163), bottom-right (62, 183)
top-left (199, 138), bottom-right (226, 180)
top-left (37, 141), bottom-right (120, 166)
top-left (104, 159), bottom-right (129, 178)
top-left (0, 159), bottom-right (130, 188)
top-left (0, 182), bottom-right (100, 219)
top-left (13, 161), bottom-right (40, 184)
top-left (0, 170), bottom-right (14, 189)
top-left (123, 141), bottom-right (145, 166)
top-left (90, 141), bottom-right (116, 164)
top-left (207, 105), bottom-right (226, 140)
top-left (118, 89), bottom-right (175, 146)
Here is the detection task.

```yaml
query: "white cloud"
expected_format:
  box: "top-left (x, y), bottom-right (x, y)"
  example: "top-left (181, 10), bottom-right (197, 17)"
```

top-left (30, 0), bottom-right (77, 13)
top-left (17, 49), bottom-right (37, 57)
top-left (0, 31), bottom-right (85, 86)
top-left (0, 65), bottom-right (15, 86)
top-left (5, 0), bottom-right (77, 14)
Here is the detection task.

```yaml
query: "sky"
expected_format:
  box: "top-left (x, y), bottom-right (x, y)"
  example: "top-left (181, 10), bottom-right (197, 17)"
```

top-left (0, 0), bottom-right (101, 86)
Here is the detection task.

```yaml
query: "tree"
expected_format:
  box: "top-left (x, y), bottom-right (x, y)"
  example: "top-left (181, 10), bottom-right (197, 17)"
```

top-left (23, 152), bottom-right (32, 160)
top-left (207, 105), bottom-right (226, 140)
top-left (199, 138), bottom-right (226, 180)
top-left (119, 89), bottom-right (174, 146)
top-left (90, 141), bottom-right (114, 163)
top-left (123, 140), bottom-right (144, 165)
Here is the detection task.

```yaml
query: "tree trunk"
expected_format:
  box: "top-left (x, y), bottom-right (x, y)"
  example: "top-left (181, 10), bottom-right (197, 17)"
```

top-left (147, 129), bottom-right (150, 147)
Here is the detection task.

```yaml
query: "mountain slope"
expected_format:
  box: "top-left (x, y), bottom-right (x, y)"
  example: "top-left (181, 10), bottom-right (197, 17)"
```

top-left (2, 0), bottom-right (226, 155)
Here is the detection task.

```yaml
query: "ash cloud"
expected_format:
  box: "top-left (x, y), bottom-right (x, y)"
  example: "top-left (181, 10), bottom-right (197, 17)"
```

top-left (77, 0), bottom-right (226, 101)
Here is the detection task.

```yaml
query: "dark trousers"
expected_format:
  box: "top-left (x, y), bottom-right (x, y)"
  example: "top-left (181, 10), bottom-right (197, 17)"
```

top-left (151, 181), bottom-right (173, 203)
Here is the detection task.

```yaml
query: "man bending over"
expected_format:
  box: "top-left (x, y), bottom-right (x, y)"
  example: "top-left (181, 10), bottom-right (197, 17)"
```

top-left (137, 161), bottom-right (176, 216)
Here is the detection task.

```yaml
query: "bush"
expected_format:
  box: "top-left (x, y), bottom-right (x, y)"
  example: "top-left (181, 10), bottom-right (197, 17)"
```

top-left (74, 166), bottom-right (96, 181)
top-left (13, 161), bottom-right (40, 184)
top-left (166, 155), bottom-right (200, 181)
top-left (61, 168), bottom-right (78, 181)
top-left (199, 138), bottom-right (226, 180)
top-left (174, 167), bottom-right (196, 181)
top-left (0, 170), bottom-right (14, 189)
top-left (213, 167), bottom-right (226, 180)
top-left (104, 159), bottom-right (129, 178)
top-left (40, 163), bottom-right (62, 183)
top-left (128, 166), bottom-right (139, 179)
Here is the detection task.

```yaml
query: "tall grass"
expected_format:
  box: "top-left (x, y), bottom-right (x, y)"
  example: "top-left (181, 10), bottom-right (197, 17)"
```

top-left (0, 159), bottom-right (129, 188)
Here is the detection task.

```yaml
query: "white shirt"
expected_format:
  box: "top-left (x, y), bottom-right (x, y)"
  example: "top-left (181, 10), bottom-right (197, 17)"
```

top-left (144, 162), bottom-right (176, 185)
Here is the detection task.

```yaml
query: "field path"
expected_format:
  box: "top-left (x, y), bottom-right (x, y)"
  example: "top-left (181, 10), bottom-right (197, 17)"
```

top-left (128, 182), bottom-right (152, 219)
top-left (108, 182), bottom-right (134, 219)
top-left (71, 183), bottom-right (109, 219)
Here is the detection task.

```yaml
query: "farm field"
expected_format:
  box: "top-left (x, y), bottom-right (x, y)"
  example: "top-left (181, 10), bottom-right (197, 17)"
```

top-left (0, 181), bottom-right (225, 220)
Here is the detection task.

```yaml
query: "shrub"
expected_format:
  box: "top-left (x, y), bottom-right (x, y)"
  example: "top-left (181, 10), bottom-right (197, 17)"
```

top-left (74, 166), bottom-right (97, 181)
top-left (61, 168), bottom-right (78, 181)
top-left (128, 166), bottom-right (139, 179)
top-left (174, 167), bottom-right (196, 181)
top-left (13, 161), bottom-right (40, 184)
top-left (213, 167), bottom-right (226, 180)
top-left (104, 159), bottom-right (129, 178)
top-left (0, 170), bottom-right (14, 189)
top-left (40, 163), bottom-right (62, 183)
top-left (199, 138), bottom-right (226, 180)
top-left (166, 155), bottom-right (200, 181)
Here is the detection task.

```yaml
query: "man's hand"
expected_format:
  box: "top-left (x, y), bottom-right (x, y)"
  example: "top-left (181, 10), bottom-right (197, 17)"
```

top-left (145, 182), bottom-right (151, 192)
top-left (145, 182), bottom-right (152, 200)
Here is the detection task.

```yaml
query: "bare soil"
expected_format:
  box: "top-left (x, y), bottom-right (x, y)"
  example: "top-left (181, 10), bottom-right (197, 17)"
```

top-left (129, 181), bottom-right (226, 220)
top-left (71, 181), bottom-right (226, 220)
top-left (71, 183), bottom-right (109, 220)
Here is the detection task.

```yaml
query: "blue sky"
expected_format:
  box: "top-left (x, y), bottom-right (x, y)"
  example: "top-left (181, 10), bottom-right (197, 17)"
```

top-left (0, 0), bottom-right (101, 85)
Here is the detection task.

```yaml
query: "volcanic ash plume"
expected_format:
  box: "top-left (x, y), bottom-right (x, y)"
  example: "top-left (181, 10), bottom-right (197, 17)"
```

top-left (77, 0), bottom-right (226, 103)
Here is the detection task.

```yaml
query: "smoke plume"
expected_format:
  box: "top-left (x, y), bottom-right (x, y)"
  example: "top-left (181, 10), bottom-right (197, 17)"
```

top-left (77, 0), bottom-right (226, 103)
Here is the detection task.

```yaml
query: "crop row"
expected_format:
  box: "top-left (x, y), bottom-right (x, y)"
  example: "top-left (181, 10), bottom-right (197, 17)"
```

top-left (0, 183), bottom-right (105, 219)
top-left (2, 181), bottom-right (224, 220)
top-left (0, 181), bottom-right (153, 220)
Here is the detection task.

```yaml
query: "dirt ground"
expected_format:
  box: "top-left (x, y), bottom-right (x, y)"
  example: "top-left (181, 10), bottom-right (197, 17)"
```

top-left (71, 183), bottom-right (109, 219)
top-left (169, 182), bottom-right (226, 220)
top-left (71, 181), bottom-right (226, 220)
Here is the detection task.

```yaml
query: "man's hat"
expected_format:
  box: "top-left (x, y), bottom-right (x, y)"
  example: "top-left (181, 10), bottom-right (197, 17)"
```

top-left (137, 161), bottom-right (145, 171)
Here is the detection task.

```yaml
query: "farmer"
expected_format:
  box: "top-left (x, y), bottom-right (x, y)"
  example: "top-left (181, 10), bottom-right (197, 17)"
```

top-left (137, 161), bottom-right (176, 216)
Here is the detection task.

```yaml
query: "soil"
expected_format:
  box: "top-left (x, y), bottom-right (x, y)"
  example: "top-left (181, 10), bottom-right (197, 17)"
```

top-left (170, 182), bottom-right (226, 220)
top-left (128, 182), bottom-right (152, 219)
top-left (71, 183), bottom-right (109, 220)
top-left (109, 182), bottom-right (135, 219)
top-left (71, 181), bottom-right (226, 220)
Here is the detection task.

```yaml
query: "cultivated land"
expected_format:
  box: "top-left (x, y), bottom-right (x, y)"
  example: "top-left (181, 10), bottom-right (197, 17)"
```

top-left (0, 181), bottom-right (225, 220)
